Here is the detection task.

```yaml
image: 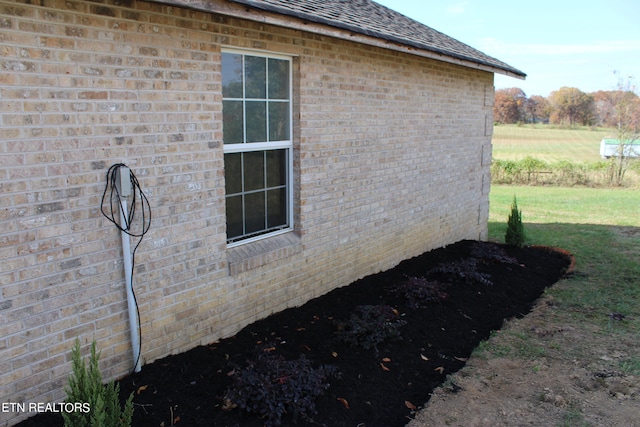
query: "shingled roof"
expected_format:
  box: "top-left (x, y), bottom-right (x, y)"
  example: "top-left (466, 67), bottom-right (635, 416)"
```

top-left (155, 0), bottom-right (525, 78)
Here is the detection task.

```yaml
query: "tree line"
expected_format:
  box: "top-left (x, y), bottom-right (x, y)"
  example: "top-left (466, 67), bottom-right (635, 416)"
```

top-left (494, 86), bottom-right (640, 128)
top-left (494, 83), bottom-right (640, 185)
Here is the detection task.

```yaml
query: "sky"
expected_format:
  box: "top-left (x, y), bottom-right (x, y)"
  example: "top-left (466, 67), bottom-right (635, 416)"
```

top-left (374, 0), bottom-right (640, 97)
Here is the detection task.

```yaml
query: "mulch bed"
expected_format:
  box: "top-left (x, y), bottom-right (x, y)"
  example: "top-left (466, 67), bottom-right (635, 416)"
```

top-left (18, 240), bottom-right (571, 427)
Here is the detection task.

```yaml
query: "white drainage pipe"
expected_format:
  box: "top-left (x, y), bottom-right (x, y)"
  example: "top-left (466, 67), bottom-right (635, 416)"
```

top-left (117, 167), bottom-right (142, 373)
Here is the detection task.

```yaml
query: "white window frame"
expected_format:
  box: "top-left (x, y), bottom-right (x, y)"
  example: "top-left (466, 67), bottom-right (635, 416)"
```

top-left (222, 48), bottom-right (294, 248)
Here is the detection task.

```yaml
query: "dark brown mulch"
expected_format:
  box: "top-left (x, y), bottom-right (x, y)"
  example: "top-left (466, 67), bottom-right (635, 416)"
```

top-left (18, 240), bottom-right (571, 427)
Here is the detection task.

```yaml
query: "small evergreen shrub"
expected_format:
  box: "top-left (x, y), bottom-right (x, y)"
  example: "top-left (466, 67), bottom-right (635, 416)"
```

top-left (225, 347), bottom-right (339, 427)
top-left (62, 339), bottom-right (134, 427)
top-left (390, 276), bottom-right (449, 308)
top-left (335, 304), bottom-right (406, 350)
top-left (505, 195), bottom-right (526, 248)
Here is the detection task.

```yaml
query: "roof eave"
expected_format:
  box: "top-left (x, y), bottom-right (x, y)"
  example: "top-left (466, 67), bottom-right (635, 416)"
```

top-left (149, 0), bottom-right (526, 79)
top-left (231, 0), bottom-right (526, 78)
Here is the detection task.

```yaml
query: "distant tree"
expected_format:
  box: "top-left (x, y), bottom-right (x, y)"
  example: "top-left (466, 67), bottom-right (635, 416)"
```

top-left (548, 87), bottom-right (595, 126)
top-left (525, 95), bottom-right (551, 123)
top-left (494, 88), bottom-right (527, 124)
top-left (608, 73), bottom-right (640, 184)
top-left (592, 89), bottom-right (640, 129)
top-left (592, 90), bottom-right (618, 127)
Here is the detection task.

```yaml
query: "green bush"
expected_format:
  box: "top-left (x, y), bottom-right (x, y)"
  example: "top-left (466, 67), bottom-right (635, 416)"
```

top-left (520, 156), bottom-right (547, 174)
top-left (491, 157), bottom-right (639, 187)
top-left (62, 339), bottom-right (134, 427)
top-left (555, 160), bottom-right (587, 185)
top-left (505, 196), bottom-right (525, 247)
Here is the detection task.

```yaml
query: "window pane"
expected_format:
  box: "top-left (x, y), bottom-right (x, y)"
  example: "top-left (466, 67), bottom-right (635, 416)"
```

top-left (245, 192), bottom-right (266, 234)
top-left (222, 53), bottom-right (243, 98)
top-left (245, 56), bottom-right (266, 99)
top-left (226, 195), bottom-right (243, 239)
top-left (246, 101), bottom-right (266, 143)
top-left (268, 58), bottom-right (289, 99)
top-left (266, 149), bottom-right (286, 187)
top-left (243, 151), bottom-right (265, 191)
top-left (223, 100), bottom-right (244, 144)
top-left (267, 188), bottom-right (287, 228)
top-left (224, 153), bottom-right (242, 195)
top-left (269, 102), bottom-right (290, 141)
top-left (222, 52), bottom-right (291, 243)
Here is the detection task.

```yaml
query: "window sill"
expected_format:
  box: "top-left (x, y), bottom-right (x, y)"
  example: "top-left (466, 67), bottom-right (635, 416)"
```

top-left (227, 232), bottom-right (302, 276)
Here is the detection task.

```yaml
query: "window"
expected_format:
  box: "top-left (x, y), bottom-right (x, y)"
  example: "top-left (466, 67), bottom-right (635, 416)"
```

top-left (222, 50), bottom-right (292, 245)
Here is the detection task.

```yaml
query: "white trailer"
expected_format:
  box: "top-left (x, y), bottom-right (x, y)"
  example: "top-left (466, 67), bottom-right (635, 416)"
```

top-left (600, 138), bottom-right (640, 158)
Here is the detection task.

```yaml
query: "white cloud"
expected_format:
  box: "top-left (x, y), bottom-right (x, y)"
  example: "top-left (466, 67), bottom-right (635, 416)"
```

top-left (478, 38), bottom-right (640, 56)
top-left (446, 2), bottom-right (469, 15)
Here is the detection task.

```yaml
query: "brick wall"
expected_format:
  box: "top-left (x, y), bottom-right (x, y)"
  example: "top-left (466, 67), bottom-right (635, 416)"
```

top-left (0, 0), bottom-right (493, 424)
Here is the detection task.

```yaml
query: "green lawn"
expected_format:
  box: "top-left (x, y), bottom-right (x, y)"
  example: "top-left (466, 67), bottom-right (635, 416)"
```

top-left (492, 124), bottom-right (613, 162)
top-left (489, 184), bottom-right (639, 300)
top-left (489, 185), bottom-right (640, 230)
top-left (488, 184), bottom-right (640, 357)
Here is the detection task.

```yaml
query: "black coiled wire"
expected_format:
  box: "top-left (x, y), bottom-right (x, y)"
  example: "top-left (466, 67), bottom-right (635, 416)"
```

top-left (100, 163), bottom-right (151, 372)
top-left (101, 163), bottom-right (151, 237)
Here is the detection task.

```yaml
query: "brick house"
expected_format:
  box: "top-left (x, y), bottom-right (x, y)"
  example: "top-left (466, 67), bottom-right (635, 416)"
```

top-left (0, 0), bottom-right (524, 424)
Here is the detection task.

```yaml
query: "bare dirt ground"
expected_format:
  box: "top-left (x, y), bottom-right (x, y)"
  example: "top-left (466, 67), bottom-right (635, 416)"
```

top-left (409, 247), bottom-right (640, 427)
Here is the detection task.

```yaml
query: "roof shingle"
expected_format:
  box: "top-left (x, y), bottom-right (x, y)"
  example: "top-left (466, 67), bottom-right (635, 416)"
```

top-left (229, 0), bottom-right (525, 78)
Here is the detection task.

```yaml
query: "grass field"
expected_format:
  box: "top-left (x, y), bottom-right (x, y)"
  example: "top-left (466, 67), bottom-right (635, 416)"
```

top-left (491, 124), bottom-right (640, 186)
top-left (492, 124), bottom-right (613, 162)
top-left (482, 184), bottom-right (640, 424)
top-left (488, 185), bottom-right (640, 232)
top-left (488, 182), bottom-right (640, 325)
top-left (488, 127), bottom-right (639, 328)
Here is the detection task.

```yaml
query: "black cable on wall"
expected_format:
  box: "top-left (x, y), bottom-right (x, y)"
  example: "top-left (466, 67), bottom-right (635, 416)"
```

top-left (100, 163), bottom-right (152, 373)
